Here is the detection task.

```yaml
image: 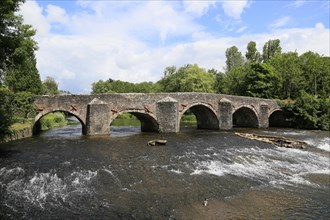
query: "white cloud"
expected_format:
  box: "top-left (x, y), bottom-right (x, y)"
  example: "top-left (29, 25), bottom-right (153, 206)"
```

top-left (18, 1), bottom-right (330, 94)
top-left (183, 1), bottom-right (216, 17)
top-left (236, 26), bottom-right (247, 33)
top-left (221, 0), bottom-right (250, 19)
top-left (288, 0), bottom-right (307, 8)
top-left (270, 16), bottom-right (291, 29)
top-left (46, 5), bottom-right (68, 24)
top-left (19, 1), bottom-right (50, 36)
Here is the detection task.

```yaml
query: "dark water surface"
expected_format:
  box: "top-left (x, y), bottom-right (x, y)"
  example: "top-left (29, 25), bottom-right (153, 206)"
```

top-left (0, 124), bottom-right (329, 219)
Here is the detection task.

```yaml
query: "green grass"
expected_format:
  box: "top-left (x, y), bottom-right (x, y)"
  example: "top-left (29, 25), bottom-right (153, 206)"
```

top-left (10, 118), bottom-right (33, 131)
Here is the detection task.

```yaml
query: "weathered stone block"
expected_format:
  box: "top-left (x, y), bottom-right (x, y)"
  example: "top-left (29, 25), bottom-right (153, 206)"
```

top-left (86, 98), bottom-right (110, 135)
top-left (219, 98), bottom-right (233, 130)
top-left (156, 97), bottom-right (179, 133)
top-left (259, 103), bottom-right (269, 128)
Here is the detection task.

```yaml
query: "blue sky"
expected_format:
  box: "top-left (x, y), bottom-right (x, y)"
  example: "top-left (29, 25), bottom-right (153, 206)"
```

top-left (19, 0), bottom-right (330, 94)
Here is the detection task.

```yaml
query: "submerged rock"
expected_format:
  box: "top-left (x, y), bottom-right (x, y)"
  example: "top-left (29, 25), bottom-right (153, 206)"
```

top-left (147, 139), bottom-right (167, 146)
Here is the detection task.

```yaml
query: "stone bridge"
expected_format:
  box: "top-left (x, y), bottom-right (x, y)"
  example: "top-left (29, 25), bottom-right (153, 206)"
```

top-left (33, 93), bottom-right (283, 135)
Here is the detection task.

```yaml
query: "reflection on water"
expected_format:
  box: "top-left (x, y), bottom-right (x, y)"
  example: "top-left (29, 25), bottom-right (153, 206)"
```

top-left (0, 124), bottom-right (329, 219)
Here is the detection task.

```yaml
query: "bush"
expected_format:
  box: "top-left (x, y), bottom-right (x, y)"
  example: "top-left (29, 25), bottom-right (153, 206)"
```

top-left (281, 92), bottom-right (330, 130)
top-left (40, 112), bottom-right (67, 130)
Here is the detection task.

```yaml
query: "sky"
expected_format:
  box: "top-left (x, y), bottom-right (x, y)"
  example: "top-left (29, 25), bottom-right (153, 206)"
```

top-left (19, 0), bottom-right (330, 94)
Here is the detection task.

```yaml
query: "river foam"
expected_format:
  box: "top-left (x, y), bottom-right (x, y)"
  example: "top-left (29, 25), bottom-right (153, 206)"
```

top-left (305, 137), bottom-right (330, 152)
top-left (0, 167), bottom-right (97, 208)
top-left (185, 146), bottom-right (329, 187)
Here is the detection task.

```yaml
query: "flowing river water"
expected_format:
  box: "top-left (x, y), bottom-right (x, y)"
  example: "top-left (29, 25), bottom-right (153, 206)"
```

top-left (0, 120), bottom-right (329, 219)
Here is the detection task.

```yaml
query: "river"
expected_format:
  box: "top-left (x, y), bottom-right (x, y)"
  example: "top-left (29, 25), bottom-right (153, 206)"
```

top-left (0, 120), bottom-right (329, 219)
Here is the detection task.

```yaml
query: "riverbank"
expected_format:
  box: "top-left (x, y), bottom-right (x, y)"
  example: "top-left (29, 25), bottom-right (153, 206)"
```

top-left (4, 121), bottom-right (33, 142)
top-left (2, 113), bottom-right (72, 143)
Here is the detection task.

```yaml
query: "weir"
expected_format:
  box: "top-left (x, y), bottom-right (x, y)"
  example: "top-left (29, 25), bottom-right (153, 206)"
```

top-left (33, 93), bottom-right (282, 135)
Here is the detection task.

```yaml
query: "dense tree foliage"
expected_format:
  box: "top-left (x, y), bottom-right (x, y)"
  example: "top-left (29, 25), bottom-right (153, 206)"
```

top-left (1, 0), bottom-right (42, 94)
top-left (1, 0), bottom-right (43, 140)
top-left (43, 76), bottom-right (59, 95)
top-left (158, 64), bottom-right (216, 93)
top-left (221, 39), bottom-right (329, 130)
top-left (262, 39), bottom-right (282, 62)
top-left (246, 41), bottom-right (261, 62)
top-left (225, 46), bottom-right (244, 72)
top-left (0, 88), bottom-right (14, 141)
top-left (91, 78), bottom-right (159, 94)
top-left (246, 62), bottom-right (279, 99)
top-left (280, 92), bottom-right (330, 130)
top-left (0, 0), bottom-right (24, 83)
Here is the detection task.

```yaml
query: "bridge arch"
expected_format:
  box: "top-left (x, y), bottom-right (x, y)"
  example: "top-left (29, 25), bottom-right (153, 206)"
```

top-left (179, 103), bottom-right (219, 130)
top-left (110, 109), bottom-right (159, 132)
top-left (33, 109), bottom-right (86, 135)
top-left (233, 105), bottom-right (259, 128)
top-left (269, 108), bottom-right (292, 128)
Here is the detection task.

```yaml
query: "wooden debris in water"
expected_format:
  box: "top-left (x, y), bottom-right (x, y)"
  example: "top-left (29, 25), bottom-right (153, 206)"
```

top-left (235, 132), bottom-right (307, 149)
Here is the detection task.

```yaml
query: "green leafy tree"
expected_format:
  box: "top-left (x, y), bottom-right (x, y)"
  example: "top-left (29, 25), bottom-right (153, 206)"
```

top-left (12, 92), bottom-right (35, 118)
top-left (135, 81), bottom-right (158, 93)
top-left (245, 41), bottom-right (261, 62)
top-left (0, 88), bottom-right (14, 141)
top-left (43, 76), bottom-right (59, 95)
top-left (225, 46), bottom-right (245, 72)
top-left (163, 65), bottom-right (177, 77)
top-left (222, 64), bottom-right (250, 96)
top-left (4, 21), bottom-right (42, 94)
top-left (91, 78), bottom-right (159, 94)
top-left (268, 52), bottom-right (303, 99)
top-left (245, 62), bottom-right (280, 98)
top-left (91, 79), bottom-right (112, 94)
top-left (158, 64), bottom-right (215, 93)
top-left (262, 39), bottom-right (282, 62)
top-left (299, 51), bottom-right (330, 98)
top-left (0, 0), bottom-right (25, 84)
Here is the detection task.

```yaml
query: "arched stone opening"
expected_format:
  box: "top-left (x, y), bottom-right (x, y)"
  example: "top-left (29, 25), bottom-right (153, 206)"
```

top-left (233, 107), bottom-right (259, 128)
top-left (33, 111), bottom-right (86, 135)
top-left (180, 104), bottom-right (219, 130)
top-left (269, 109), bottom-right (293, 128)
top-left (110, 110), bottom-right (159, 133)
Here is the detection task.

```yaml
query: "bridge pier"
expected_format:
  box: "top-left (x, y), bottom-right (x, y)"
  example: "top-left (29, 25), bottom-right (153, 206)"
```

top-left (219, 98), bottom-right (233, 130)
top-left (156, 97), bottom-right (179, 133)
top-left (259, 103), bottom-right (269, 128)
top-left (86, 98), bottom-right (110, 135)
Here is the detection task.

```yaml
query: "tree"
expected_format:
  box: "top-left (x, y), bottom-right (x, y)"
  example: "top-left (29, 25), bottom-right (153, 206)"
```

top-left (3, 20), bottom-right (42, 94)
top-left (0, 88), bottom-right (14, 142)
top-left (208, 69), bottom-right (225, 94)
top-left (299, 51), bottom-right (330, 98)
top-left (225, 46), bottom-right (244, 72)
top-left (163, 65), bottom-right (177, 77)
top-left (0, 0), bottom-right (25, 84)
top-left (43, 76), bottom-right (59, 95)
top-left (91, 79), bottom-right (113, 94)
top-left (245, 41), bottom-right (261, 62)
top-left (222, 64), bottom-right (250, 96)
top-left (158, 64), bottom-right (215, 93)
top-left (262, 39), bottom-right (281, 62)
top-left (268, 52), bottom-right (303, 99)
top-left (245, 62), bottom-right (280, 99)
